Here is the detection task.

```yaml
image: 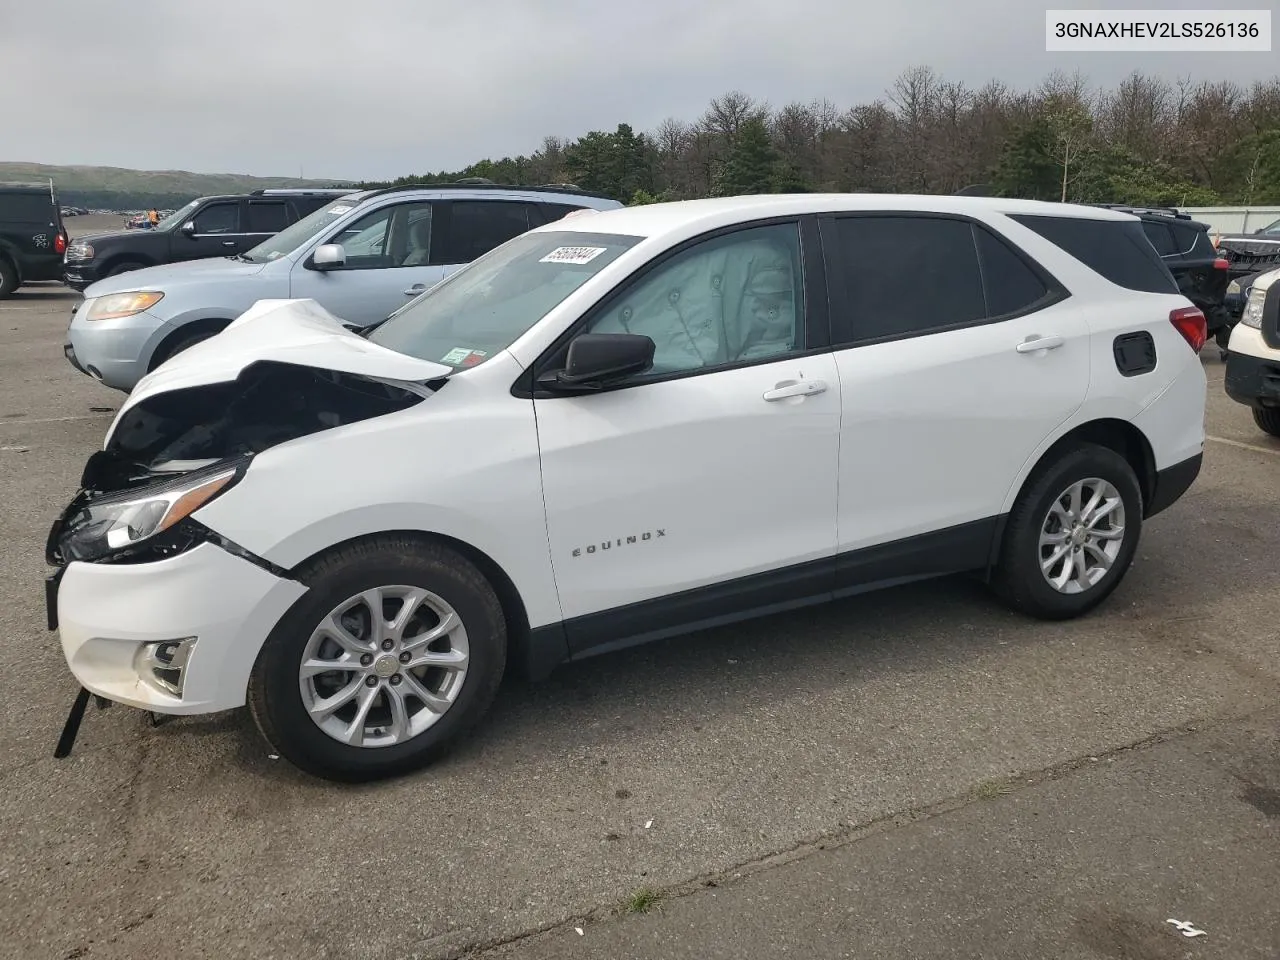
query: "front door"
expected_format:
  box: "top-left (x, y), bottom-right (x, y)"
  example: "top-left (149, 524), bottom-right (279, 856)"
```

top-left (820, 213), bottom-right (1090, 586)
top-left (289, 200), bottom-right (446, 327)
top-left (176, 200), bottom-right (249, 261)
top-left (533, 220), bottom-right (842, 653)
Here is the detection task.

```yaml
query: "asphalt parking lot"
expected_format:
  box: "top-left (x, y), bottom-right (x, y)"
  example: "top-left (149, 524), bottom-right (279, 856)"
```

top-left (2, 279), bottom-right (1279, 960)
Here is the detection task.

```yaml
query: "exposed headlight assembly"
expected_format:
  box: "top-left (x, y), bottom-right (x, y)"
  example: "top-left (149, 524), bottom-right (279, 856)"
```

top-left (84, 291), bottom-right (165, 321)
top-left (58, 459), bottom-right (245, 563)
top-left (1240, 288), bottom-right (1265, 329)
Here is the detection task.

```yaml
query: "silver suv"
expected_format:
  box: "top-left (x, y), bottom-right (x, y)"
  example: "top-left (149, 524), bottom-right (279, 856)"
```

top-left (64, 182), bottom-right (622, 391)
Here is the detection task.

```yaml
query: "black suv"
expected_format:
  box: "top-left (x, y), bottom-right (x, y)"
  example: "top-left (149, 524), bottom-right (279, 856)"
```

top-left (0, 182), bottom-right (70, 298)
top-left (1095, 205), bottom-right (1232, 349)
top-left (62, 188), bottom-right (354, 291)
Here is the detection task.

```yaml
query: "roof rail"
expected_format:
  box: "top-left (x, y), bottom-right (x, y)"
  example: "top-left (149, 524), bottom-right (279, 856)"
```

top-left (454, 177), bottom-right (497, 185)
top-left (358, 181), bottom-right (617, 202)
top-left (249, 187), bottom-right (356, 196)
top-left (1090, 202), bottom-right (1190, 220)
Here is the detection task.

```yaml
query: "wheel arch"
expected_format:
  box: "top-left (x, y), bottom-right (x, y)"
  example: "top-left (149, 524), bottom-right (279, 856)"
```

top-left (100, 253), bottom-right (157, 274)
top-left (989, 417), bottom-right (1156, 575)
top-left (283, 529), bottom-right (565, 683)
top-left (147, 316), bottom-right (234, 371)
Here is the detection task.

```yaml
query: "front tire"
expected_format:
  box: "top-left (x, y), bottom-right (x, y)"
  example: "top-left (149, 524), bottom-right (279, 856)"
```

top-left (106, 260), bottom-right (146, 277)
top-left (990, 443), bottom-right (1143, 620)
top-left (1253, 407), bottom-right (1280, 438)
top-left (248, 536), bottom-right (507, 782)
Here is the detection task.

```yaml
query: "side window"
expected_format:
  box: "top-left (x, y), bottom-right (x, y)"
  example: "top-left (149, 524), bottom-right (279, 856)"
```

top-left (324, 202), bottom-right (434, 270)
top-left (0, 194), bottom-right (55, 223)
top-left (583, 222), bottom-right (805, 377)
top-left (246, 201), bottom-right (289, 234)
top-left (1010, 215), bottom-right (1178, 294)
top-left (974, 226), bottom-right (1052, 317)
top-left (539, 202), bottom-right (588, 224)
top-left (832, 216), bottom-right (986, 343)
top-left (435, 201), bottom-right (534, 265)
top-left (190, 202), bottom-right (240, 235)
top-left (1170, 223), bottom-right (1204, 255)
top-left (1141, 221), bottom-right (1178, 256)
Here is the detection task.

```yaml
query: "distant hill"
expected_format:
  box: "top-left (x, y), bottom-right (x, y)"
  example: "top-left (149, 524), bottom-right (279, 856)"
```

top-left (0, 161), bottom-right (355, 211)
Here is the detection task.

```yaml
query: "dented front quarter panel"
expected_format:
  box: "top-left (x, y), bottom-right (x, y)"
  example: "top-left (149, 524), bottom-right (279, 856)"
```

top-left (191, 350), bottom-right (567, 632)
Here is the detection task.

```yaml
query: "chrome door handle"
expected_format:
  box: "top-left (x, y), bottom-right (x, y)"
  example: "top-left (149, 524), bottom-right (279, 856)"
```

top-left (221, 241), bottom-right (237, 247)
top-left (404, 284), bottom-right (426, 296)
top-left (763, 379), bottom-right (828, 402)
top-left (1016, 335), bottom-right (1064, 353)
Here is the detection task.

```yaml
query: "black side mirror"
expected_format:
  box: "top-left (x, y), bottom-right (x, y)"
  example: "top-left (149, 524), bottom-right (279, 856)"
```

top-left (181, 221), bottom-right (197, 237)
top-left (542, 333), bottom-right (655, 391)
top-left (1262, 281), bottom-right (1280, 350)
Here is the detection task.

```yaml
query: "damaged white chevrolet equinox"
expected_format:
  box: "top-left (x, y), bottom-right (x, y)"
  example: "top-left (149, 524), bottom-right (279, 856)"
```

top-left (46, 195), bottom-right (1208, 781)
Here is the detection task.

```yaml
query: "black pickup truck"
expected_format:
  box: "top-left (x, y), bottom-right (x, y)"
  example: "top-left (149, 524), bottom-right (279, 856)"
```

top-left (62, 188), bottom-right (354, 291)
top-left (0, 181), bottom-right (69, 298)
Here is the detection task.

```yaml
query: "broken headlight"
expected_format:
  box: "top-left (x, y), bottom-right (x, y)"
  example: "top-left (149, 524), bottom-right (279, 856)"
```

top-left (59, 459), bottom-right (245, 563)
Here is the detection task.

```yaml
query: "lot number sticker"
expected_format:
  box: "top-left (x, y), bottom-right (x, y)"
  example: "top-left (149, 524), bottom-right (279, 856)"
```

top-left (539, 246), bottom-right (608, 265)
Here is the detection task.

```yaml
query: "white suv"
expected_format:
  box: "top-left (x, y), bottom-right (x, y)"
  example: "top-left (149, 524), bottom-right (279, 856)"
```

top-left (1224, 266), bottom-right (1280, 437)
top-left (45, 195), bottom-right (1208, 781)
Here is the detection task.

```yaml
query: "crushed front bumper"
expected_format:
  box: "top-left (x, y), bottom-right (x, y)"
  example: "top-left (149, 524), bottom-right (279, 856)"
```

top-left (47, 540), bottom-right (306, 715)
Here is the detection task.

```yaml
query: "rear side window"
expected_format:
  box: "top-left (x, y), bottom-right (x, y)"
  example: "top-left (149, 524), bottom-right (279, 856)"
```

top-left (0, 193), bottom-right (55, 223)
top-left (539, 202), bottom-right (590, 223)
top-left (435, 200), bottom-right (535, 265)
top-left (1141, 221), bottom-right (1178, 256)
top-left (246, 201), bottom-right (288, 233)
top-left (1011, 214), bottom-right (1178, 294)
top-left (974, 227), bottom-right (1052, 316)
top-left (831, 216), bottom-right (987, 341)
top-left (1170, 223), bottom-right (1205, 255)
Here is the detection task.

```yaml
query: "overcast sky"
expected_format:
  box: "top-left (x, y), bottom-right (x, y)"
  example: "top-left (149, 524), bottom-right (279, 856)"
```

top-left (3, 0), bottom-right (1276, 181)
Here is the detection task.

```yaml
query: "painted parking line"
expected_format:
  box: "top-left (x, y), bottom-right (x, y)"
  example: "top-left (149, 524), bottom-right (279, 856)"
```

top-left (1206, 435), bottom-right (1280, 457)
top-left (3, 414), bottom-right (114, 425)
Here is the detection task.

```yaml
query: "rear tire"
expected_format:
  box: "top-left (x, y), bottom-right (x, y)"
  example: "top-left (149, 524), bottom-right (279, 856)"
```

top-left (990, 443), bottom-right (1143, 620)
top-left (0, 259), bottom-right (17, 299)
top-left (248, 536), bottom-right (507, 782)
top-left (1253, 407), bottom-right (1280, 438)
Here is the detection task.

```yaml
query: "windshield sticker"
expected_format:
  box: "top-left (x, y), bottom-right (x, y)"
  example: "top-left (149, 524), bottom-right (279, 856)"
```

top-left (539, 245), bottom-right (608, 265)
top-left (459, 350), bottom-right (488, 367)
top-left (441, 347), bottom-right (475, 365)
top-left (326, 204), bottom-right (353, 215)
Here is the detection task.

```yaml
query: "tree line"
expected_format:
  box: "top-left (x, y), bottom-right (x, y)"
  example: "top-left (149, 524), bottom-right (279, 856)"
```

top-left (361, 68), bottom-right (1280, 207)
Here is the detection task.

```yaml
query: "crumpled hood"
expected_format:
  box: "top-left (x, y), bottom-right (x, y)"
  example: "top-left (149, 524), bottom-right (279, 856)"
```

top-left (84, 255), bottom-right (270, 297)
top-left (109, 298), bottom-right (451, 444)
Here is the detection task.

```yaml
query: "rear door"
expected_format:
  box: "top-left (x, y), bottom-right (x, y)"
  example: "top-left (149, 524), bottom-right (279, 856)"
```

top-left (822, 213), bottom-right (1089, 587)
top-left (244, 198), bottom-right (291, 247)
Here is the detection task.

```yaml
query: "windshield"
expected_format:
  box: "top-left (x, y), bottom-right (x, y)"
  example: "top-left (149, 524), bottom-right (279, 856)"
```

top-left (1260, 218), bottom-right (1280, 236)
top-left (155, 201), bottom-right (198, 232)
top-left (368, 230), bottom-right (642, 370)
top-left (241, 195), bottom-right (365, 263)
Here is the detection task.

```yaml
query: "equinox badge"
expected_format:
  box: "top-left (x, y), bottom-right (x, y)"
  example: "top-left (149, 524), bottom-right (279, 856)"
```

top-left (572, 529), bottom-right (666, 557)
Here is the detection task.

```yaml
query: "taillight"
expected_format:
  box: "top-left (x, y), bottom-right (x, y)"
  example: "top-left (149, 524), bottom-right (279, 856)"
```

top-left (54, 232), bottom-right (67, 255)
top-left (1213, 257), bottom-right (1229, 270)
top-left (1169, 306), bottom-right (1207, 352)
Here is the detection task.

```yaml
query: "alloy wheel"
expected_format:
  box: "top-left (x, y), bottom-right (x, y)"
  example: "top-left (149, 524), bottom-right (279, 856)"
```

top-left (298, 585), bottom-right (469, 747)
